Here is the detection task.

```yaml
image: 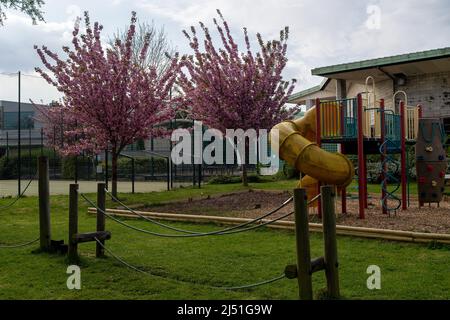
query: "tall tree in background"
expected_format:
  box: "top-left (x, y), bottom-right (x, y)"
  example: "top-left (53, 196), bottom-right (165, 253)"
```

top-left (110, 20), bottom-right (175, 78)
top-left (0, 0), bottom-right (45, 25)
top-left (178, 10), bottom-right (296, 185)
top-left (34, 11), bottom-right (178, 197)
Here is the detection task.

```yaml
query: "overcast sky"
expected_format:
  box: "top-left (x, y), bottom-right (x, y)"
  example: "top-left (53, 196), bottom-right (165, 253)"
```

top-left (0, 0), bottom-right (449, 103)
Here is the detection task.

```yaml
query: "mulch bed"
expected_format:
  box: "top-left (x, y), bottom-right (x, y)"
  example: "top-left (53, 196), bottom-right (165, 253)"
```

top-left (142, 190), bottom-right (450, 235)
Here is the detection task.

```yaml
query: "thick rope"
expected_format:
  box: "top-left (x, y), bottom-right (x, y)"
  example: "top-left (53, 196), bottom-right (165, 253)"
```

top-left (82, 192), bottom-right (293, 238)
top-left (94, 238), bottom-right (286, 291)
top-left (0, 175), bottom-right (36, 210)
top-left (105, 188), bottom-right (293, 235)
top-left (0, 237), bottom-right (39, 249)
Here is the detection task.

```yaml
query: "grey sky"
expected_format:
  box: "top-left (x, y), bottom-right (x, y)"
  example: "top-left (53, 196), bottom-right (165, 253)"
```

top-left (0, 0), bottom-right (449, 103)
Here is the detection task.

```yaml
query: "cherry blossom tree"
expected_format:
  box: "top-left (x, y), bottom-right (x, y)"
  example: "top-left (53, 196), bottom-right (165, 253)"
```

top-left (34, 11), bottom-right (178, 197)
top-left (178, 10), bottom-right (297, 185)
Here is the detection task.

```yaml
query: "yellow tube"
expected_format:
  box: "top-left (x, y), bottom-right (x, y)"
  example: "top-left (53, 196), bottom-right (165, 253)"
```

top-left (272, 106), bottom-right (354, 205)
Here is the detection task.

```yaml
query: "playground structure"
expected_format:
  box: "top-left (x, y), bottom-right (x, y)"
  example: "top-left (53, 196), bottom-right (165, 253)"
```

top-left (415, 118), bottom-right (448, 206)
top-left (272, 76), bottom-right (448, 219)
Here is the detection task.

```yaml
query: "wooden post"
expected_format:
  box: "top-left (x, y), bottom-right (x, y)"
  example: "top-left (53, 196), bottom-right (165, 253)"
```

top-left (96, 183), bottom-right (106, 257)
top-left (38, 156), bottom-right (51, 251)
top-left (321, 185), bottom-right (340, 298)
top-left (293, 188), bottom-right (313, 300)
top-left (68, 184), bottom-right (79, 261)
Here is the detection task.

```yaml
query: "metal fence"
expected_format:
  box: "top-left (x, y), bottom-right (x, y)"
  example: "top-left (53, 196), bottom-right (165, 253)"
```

top-left (0, 129), bottom-right (248, 194)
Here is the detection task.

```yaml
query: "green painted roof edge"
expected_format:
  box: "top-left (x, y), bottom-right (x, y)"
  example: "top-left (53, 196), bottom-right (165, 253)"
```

top-left (311, 47), bottom-right (450, 76)
top-left (287, 78), bottom-right (330, 103)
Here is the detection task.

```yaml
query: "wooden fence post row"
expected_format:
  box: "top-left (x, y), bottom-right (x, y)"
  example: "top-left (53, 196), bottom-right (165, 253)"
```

top-left (68, 183), bottom-right (111, 262)
top-left (290, 186), bottom-right (340, 300)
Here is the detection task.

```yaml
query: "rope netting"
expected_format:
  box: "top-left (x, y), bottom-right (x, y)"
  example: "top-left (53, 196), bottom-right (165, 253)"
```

top-left (79, 190), bottom-right (321, 290)
top-left (82, 192), bottom-right (294, 238)
top-left (104, 188), bottom-right (294, 236)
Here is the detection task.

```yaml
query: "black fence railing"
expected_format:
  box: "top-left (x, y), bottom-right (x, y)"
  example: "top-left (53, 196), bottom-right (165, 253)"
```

top-left (0, 130), bottom-right (252, 192)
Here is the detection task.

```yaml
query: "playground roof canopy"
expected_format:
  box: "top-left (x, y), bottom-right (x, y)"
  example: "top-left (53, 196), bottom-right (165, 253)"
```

top-left (288, 47), bottom-right (450, 104)
top-left (311, 47), bottom-right (450, 79)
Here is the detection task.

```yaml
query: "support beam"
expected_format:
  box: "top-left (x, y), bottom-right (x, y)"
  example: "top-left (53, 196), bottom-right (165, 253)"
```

top-left (293, 188), bottom-right (313, 300)
top-left (356, 94), bottom-right (366, 219)
top-left (38, 156), bottom-right (51, 251)
top-left (315, 98), bottom-right (322, 219)
top-left (96, 183), bottom-right (106, 257)
top-left (68, 184), bottom-right (79, 261)
top-left (380, 99), bottom-right (388, 215)
top-left (74, 231), bottom-right (111, 244)
top-left (336, 79), bottom-right (347, 100)
top-left (321, 185), bottom-right (340, 299)
top-left (400, 101), bottom-right (407, 210)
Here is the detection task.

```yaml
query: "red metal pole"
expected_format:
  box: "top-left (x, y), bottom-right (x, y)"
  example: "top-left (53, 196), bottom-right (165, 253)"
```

top-left (400, 101), bottom-right (407, 210)
top-left (340, 102), bottom-right (347, 214)
top-left (417, 104), bottom-right (423, 208)
top-left (363, 153), bottom-right (368, 209)
top-left (315, 98), bottom-right (322, 219)
top-left (380, 99), bottom-right (388, 215)
top-left (341, 150), bottom-right (347, 214)
top-left (356, 94), bottom-right (365, 219)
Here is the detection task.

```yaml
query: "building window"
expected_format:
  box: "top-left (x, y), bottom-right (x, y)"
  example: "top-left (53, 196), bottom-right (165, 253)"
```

top-left (2, 112), bottom-right (35, 130)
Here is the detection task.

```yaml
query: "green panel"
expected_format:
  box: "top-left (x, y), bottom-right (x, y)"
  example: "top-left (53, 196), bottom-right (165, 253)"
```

top-left (322, 143), bottom-right (338, 152)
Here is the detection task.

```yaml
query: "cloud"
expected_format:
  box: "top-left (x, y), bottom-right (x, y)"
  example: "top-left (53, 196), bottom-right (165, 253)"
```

top-left (0, 5), bottom-right (81, 73)
top-left (138, 0), bottom-right (450, 91)
top-left (0, 71), bottom-right (62, 104)
top-left (1, 0), bottom-right (450, 100)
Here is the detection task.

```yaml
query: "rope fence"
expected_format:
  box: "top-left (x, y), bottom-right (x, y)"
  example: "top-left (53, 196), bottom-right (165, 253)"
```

top-left (0, 237), bottom-right (39, 248)
top-left (104, 188), bottom-right (294, 236)
top-left (94, 237), bottom-right (287, 291)
top-left (74, 188), bottom-right (320, 291)
top-left (0, 173), bottom-right (40, 249)
top-left (0, 174), bottom-right (37, 210)
top-left (81, 192), bottom-right (294, 238)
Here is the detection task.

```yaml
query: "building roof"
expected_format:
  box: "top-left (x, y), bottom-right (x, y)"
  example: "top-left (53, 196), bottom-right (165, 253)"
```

top-left (287, 78), bottom-right (330, 103)
top-left (288, 47), bottom-right (450, 103)
top-left (311, 47), bottom-right (450, 76)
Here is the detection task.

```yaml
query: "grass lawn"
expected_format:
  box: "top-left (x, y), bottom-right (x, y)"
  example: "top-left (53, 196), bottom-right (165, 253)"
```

top-left (0, 180), bottom-right (449, 300)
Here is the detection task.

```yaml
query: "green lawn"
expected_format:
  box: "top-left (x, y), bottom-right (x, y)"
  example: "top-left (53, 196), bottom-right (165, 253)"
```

top-left (0, 181), bottom-right (449, 300)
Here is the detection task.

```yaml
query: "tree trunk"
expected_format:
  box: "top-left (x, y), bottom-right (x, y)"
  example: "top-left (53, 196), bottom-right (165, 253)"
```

top-left (112, 151), bottom-right (118, 199)
top-left (241, 140), bottom-right (249, 186)
top-left (241, 163), bottom-right (248, 186)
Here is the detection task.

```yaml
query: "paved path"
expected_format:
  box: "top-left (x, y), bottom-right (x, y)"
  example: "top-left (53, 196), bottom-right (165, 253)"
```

top-left (0, 180), bottom-right (174, 196)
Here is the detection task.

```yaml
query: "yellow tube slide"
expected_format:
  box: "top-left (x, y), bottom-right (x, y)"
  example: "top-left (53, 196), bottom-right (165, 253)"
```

top-left (271, 107), bottom-right (354, 205)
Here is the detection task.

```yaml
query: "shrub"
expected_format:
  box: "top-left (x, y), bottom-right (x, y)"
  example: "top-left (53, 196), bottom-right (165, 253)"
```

top-left (116, 157), bottom-right (167, 175)
top-left (208, 173), bottom-right (264, 184)
top-left (0, 147), bottom-right (60, 179)
top-left (282, 162), bottom-right (299, 179)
